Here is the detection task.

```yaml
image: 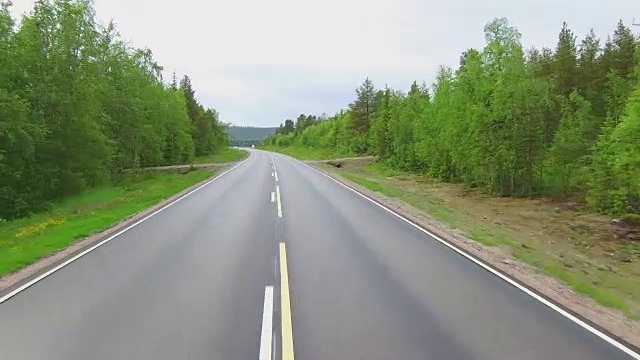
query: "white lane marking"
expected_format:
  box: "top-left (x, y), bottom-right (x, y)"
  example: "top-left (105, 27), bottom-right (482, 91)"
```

top-left (271, 191), bottom-right (275, 203)
top-left (274, 171), bottom-right (279, 182)
top-left (276, 185), bottom-right (283, 218)
top-left (259, 286), bottom-right (274, 360)
top-left (0, 152), bottom-right (254, 304)
top-left (295, 157), bottom-right (640, 360)
top-left (272, 172), bottom-right (274, 177)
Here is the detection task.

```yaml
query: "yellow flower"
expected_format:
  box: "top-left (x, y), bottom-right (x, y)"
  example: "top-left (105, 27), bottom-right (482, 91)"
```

top-left (15, 218), bottom-right (66, 239)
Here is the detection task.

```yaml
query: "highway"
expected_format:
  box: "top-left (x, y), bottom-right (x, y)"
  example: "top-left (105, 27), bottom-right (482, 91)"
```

top-left (0, 149), bottom-right (637, 360)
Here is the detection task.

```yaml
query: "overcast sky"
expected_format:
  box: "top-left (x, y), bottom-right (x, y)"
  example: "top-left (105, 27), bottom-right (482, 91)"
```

top-left (9, 0), bottom-right (640, 127)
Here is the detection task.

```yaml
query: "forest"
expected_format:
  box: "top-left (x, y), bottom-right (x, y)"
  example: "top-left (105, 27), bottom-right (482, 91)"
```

top-left (263, 18), bottom-right (640, 217)
top-left (226, 125), bottom-right (278, 146)
top-left (0, 0), bottom-right (228, 220)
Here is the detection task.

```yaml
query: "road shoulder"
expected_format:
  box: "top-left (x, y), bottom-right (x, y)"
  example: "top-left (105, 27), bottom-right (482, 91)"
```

top-left (309, 161), bottom-right (640, 351)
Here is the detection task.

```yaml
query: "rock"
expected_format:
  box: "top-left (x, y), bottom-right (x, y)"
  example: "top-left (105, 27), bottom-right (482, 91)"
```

top-left (612, 227), bottom-right (640, 241)
top-left (611, 218), bottom-right (623, 225)
top-left (627, 231), bottom-right (640, 241)
top-left (613, 227), bottom-right (631, 238)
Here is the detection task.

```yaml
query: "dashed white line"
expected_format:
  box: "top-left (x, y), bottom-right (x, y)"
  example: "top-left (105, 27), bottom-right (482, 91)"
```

top-left (275, 185), bottom-right (283, 218)
top-left (274, 171), bottom-right (279, 182)
top-left (0, 152), bottom-right (254, 304)
top-left (271, 191), bottom-right (275, 203)
top-left (259, 286), bottom-right (274, 360)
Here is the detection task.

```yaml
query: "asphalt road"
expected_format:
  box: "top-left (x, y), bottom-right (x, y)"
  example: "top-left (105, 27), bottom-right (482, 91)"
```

top-left (0, 149), bottom-right (637, 360)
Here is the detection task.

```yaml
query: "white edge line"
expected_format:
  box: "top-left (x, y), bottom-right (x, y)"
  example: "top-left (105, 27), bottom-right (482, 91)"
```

top-left (275, 185), bottom-right (282, 218)
top-left (271, 191), bottom-right (275, 203)
top-left (296, 157), bottom-right (640, 359)
top-left (0, 152), bottom-right (254, 304)
top-left (259, 286), bottom-right (274, 360)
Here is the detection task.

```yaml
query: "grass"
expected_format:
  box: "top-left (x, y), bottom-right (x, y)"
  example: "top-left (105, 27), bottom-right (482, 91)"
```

top-left (191, 147), bottom-right (248, 164)
top-left (0, 169), bottom-right (216, 277)
top-left (258, 145), bottom-right (351, 160)
top-left (325, 160), bottom-right (640, 319)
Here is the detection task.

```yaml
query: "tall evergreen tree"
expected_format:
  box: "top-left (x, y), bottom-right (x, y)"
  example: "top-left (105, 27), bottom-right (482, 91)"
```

top-left (348, 77), bottom-right (377, 135)
top-left (554, 22), bottom-right (579, 97)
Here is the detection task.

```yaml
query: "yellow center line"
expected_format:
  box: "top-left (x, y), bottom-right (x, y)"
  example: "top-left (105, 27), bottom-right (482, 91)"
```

top-left (279, 242), bottom-right (295, 360)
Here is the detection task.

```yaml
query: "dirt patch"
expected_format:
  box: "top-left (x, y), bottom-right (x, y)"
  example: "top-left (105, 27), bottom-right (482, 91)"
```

top-left (313, 161), bottom-right (640, 350)
top-left (306, 156), bottom-right (377, 169)
top-left (0, 165), bottom-right (231, 296)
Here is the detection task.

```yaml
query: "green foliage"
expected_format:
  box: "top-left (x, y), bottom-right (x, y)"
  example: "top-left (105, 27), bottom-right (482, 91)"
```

top-left (547, 91), bottom-right (596, 194)
top-left (589, 84), bottom-right (640, 214)
top-left (0, 168), bottom-right (214, 276)
top-left (0, 0), bottom-right (227, 220)
top-left (263, 18), bottom-right (640, 216)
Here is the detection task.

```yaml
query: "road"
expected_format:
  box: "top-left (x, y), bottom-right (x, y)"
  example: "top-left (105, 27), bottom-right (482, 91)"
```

top-left (0, 149), bottom-right (637, 360)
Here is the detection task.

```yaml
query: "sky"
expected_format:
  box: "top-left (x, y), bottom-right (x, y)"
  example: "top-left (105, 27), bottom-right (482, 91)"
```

top-left (9, 0), bottom-right (640, 127)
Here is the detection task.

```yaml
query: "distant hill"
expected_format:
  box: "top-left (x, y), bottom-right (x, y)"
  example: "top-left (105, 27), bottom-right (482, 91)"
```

top-left (226, 125), bottom-right (278, 146)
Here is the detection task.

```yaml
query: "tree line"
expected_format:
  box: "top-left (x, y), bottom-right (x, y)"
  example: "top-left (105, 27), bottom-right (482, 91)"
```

top-left (263, 18), bottom-right (640, 217)
top-left (0, 0), bottom-right (228, 220)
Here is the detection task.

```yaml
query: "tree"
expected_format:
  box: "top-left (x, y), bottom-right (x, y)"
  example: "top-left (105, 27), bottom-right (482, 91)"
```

top-left (259, 17), bottom-right (640, 214)
top-left (348, 78), bottom-right (377, 134)
top-left (554, 22), bottom-right (579, 97)
top-left (547, 91), bottom-right (595, 194)
top-left (589, 82), bottom-right (640, 214)
top-left (370, 88), bottom-right (392, 159)
top-left (0, 0), bottom-right (224, 220)
top-left (578, 29), bottom-right (605, 119)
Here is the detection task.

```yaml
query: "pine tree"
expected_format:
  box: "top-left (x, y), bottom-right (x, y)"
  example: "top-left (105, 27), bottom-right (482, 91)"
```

top-left (578, 29), bottom-right (605, 119)
top-left (553, 22), bottom-right (579, 97)
top-left (547, 91), bottom-right (595, 194)
top-left (348, 77), bottom-right (377, 135)
top-left (589, 82), bottom-right (640, 214)
top-left (370, 87), bottom-right (392, 158)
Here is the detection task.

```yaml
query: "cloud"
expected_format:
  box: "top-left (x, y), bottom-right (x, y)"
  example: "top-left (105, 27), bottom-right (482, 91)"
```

top-left (9, 0), bottom-right (640, 126)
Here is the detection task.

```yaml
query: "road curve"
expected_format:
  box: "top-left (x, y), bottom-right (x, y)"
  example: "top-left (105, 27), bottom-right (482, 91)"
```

top-left (0, 149), bottom-right (637, 360)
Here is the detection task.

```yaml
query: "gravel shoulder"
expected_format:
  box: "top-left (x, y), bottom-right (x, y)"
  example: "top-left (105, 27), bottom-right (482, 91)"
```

top-left (311, 162), bottom-right (640, 350)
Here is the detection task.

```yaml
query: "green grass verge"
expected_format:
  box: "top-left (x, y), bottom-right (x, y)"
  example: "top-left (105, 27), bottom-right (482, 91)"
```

top-left (330, 162), bottom-right (638, 318)
top-left (258, 145), bottom-right (349, 160)
top-left (191, 147), bottom-right (248, 164)
top-left (0, 169), bottom-right (215, 277)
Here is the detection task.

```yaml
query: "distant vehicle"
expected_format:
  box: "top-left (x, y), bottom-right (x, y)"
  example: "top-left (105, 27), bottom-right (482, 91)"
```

top-left (251, 145), bottom-right (255, 148)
